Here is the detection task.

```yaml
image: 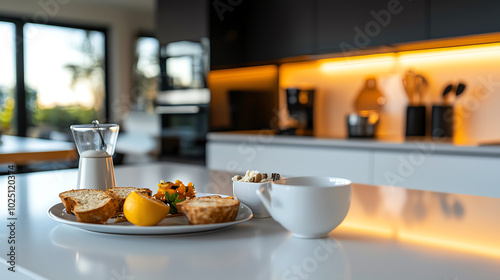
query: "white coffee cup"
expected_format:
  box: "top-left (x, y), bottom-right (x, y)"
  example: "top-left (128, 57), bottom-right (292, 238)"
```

top-left (257, 176), bottom-right (351, 238)
top-left (233, 181), bottom-right (271, 218)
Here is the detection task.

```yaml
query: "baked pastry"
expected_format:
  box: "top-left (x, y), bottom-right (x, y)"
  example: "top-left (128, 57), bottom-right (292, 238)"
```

top-left (176, 197), bottom-right (240, 224)
top-left (107, 187), bottom-right (152, 214)
top-left (59, 189), bottom-right (118, 224)
top-left (176, 195), bottom-right (229, 214)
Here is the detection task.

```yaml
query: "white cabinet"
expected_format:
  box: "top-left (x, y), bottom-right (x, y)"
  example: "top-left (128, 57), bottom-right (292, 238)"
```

top-left (207, 142), bottom-right (372, 184)
top-left (207, 134), bottom-right (500, 198)
top-left (373, 151), bottom-right (500, 198)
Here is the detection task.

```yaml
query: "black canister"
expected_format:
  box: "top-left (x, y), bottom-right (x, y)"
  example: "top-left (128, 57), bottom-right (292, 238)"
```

top-left (405, 106), bottom-right (426, 137)
top-left (431, 105), bottom-right (454, 138)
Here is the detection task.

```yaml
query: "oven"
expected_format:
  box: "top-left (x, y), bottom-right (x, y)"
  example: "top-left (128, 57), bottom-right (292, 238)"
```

top-left (156, 39), bottom-right (210, 162)
top-left (155, 89), bottom-right (210, 162)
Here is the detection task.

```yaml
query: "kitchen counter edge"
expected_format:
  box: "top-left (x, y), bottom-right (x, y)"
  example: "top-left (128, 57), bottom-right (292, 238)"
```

top-left (207, 132), bottom-right (500, 157)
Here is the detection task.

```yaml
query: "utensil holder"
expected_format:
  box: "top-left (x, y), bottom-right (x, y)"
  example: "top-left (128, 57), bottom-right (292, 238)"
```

top-left (431, 105), bottom-right (453, 138)
top-left (405, 105), bottom-right (426, 137)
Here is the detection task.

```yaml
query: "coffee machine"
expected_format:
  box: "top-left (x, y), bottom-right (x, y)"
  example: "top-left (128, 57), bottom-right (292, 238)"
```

top-left (283, 88), bottom-right (314, 136)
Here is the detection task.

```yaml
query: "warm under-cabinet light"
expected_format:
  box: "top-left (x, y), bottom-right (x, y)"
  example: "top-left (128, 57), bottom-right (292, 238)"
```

top-left (319, 53), bottom-right (396, 72)
top-left (317, 41), bottom-right (500, 72)
top-left (397, 42), bottom-right (500, 63)
top-left (209, 65), bottom-right (278, 79)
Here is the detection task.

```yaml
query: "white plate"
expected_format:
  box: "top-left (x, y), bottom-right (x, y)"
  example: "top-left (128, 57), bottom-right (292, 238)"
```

top-left (48, 193), bottom-right (253, 235)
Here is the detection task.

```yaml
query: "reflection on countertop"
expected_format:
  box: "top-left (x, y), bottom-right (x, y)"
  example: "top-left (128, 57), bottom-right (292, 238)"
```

top-left (336, 183), bottom-right (500, 259)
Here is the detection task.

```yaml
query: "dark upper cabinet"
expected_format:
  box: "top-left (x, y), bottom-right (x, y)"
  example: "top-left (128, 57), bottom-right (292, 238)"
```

top-left (209, 0), bottom-right (247, 69)
top-left (210, 0), bottom-right (315, 69)
top-left (316, 0), bottom-right (429, 53)
top-left (156, 0), bottom-right (208, 45)
top-left (429, 0), bottom-right (500, 39)
top-left (209, 0), bottom-right (500, 68)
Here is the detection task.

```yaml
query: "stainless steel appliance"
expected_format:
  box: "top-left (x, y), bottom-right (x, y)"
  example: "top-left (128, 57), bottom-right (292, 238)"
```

top-left (155, 89), bottom-right (209, 160)
top-left (347, 78), bottom-right (384, 138)
top-left (346, 112), bottom-right (379, 138)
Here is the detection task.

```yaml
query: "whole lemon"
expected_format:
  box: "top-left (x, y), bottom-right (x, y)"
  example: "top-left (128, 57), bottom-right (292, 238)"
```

top-left (123, 191), bottom-right (170, 226)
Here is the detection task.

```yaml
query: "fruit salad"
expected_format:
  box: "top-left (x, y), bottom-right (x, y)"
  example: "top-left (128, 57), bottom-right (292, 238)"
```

top-left (153, 180), bottom-right (196, 214)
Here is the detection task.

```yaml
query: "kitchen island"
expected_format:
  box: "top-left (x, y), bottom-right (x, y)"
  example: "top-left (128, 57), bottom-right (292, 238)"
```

top-left (1, 162), bottom-right (500, 279)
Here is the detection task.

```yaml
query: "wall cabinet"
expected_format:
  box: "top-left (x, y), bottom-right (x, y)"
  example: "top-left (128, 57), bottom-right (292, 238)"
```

top-left (429, 0), bottom-right (500, 39)
top-left (210, 0), bottom-right (429, 68)
top-left (209, 0), bottom-right (500, 69)
top-left (316, 0), bottom-right (428, 54)
top-left (156, 0), bottom-right (208, 44)
top-left (210, 0), bottom-right (315, 69)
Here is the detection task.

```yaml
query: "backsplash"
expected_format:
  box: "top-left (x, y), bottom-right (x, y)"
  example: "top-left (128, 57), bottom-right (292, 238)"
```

top-left (280, 43), bottom-right (500, 144)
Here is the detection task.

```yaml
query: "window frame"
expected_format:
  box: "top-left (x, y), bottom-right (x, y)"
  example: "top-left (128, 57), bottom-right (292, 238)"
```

top-left (0, 14), bottom-right (110, 136)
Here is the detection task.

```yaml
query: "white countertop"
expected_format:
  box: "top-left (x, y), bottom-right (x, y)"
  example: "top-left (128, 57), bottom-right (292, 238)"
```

top-left (1, 162), bottom-right (500, 279)
top-left (208, 131), bottom-right (500, 157)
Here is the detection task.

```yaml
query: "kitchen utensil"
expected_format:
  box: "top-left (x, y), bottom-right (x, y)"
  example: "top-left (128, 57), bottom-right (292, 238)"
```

top-left (71, 121), bottom-right (119, 190)
top-left (402, 70), bottom-right (416, 105)
top-left (92, 120), bottom-right (107, 151)
top-left (414, 74), bottom-right (428, 105)
top-left (443, 83), bottom-right (466, 105)
top-left (257, 176), bottom-right (351, 238)
top-left (355, 78), bottom-right (386, 112)
top-left (442, 84), bottom-right (454, 105)
top-left (456, 83), bottom-right (466, 98)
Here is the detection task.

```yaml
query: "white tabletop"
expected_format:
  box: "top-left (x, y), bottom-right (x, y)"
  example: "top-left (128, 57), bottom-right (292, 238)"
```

top-left (1, 162), bottom-right (500, 280)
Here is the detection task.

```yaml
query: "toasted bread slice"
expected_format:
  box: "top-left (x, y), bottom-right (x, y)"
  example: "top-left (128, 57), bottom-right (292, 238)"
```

top-left (59, 189), bottom-right (118, 224)
top-left (107, 187), bottom-right (152, 214)
top-left (194, 195), bottom-right (223, 200)
top-left (176, 195), bottom-right (233, 214)
top-left (176, 197), bottom-right (240, 224)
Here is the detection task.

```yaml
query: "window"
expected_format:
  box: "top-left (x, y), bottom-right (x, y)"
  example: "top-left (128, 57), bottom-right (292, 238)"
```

top-left (0, 21), bottom-right (15, 135)
top-left (24, 23), bottom-right (106, 139)
top-left (162, 40), bottom-right (206, 90)
top-left (132, 36), bottom-right (159, 112)
top-left (0, 17), bottom-right (108, 140)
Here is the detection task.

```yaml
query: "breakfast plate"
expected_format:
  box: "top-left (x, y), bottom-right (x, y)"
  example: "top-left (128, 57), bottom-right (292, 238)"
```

top-left (48, 193), bottom-right (253, 235)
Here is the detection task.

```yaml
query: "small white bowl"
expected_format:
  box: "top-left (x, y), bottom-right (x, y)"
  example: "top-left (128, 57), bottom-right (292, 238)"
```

top-left (233, 181), bottom-right (271, 218)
